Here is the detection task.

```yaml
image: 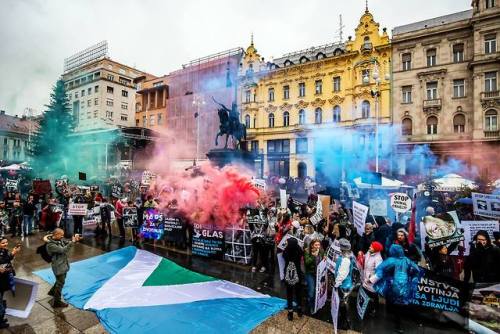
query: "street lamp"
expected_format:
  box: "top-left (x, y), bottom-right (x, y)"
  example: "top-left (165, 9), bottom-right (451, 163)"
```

top-left (363, 61), bottom-right (390, 173)
top-left (192, 96), bottom-right (206, 163)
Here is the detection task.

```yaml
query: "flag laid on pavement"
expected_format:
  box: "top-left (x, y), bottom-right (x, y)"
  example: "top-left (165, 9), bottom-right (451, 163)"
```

top-left (34, 246), bottom-right (285, 334)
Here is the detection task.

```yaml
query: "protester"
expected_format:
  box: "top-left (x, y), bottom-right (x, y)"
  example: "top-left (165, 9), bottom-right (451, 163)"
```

top-left (71, 193), bottom-right (87, 235)
top-left (464, 230), bottom-right (500, 283)
top-left (282, 237), bottom-right (303, 321)
top-left (0, 238), bottom-right (21, 328)
top-left (99, 198), bottom-right (114, 237)
top-left (44, 228), bottom-right (81, 308)
top-left (361, 241), bottom-right (383, 316)
top-left (493, 231), bottom-right (500, 248)
top-left (304, 239), bottom-right (324, 314)
top-left (114, 197), bottom-right (127, 240)
top-left (358, 222), bottom-right (375, 255)
top-left (143, 195), bottom-right (157, 209)
top-left (395, 228), bottom-right (421, 263)
top-left (0, 205), bottom-right (8, 238)
top-left (22, 195), bottom-right (36, 236)
top-left (426, 243), bottom-right (462, 280)
top-left (334, 238), bottom-right (355, 330)
top-left (10, 201), bottom-right (23, 237)
top-left (374, 217), bottom-right (392, 256)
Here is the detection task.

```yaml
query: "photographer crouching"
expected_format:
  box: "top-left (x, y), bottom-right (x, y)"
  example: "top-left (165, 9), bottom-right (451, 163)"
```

top-left (0, 238), bottom-right (21, 329)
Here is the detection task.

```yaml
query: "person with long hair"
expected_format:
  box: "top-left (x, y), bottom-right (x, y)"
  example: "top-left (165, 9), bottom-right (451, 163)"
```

top-left (304, 239), bottom-right (324, 314)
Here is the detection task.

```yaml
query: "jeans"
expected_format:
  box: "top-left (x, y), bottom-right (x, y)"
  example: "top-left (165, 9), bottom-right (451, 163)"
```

top-left (73, 216), bottom-right (83, 235)
top-left (305, 273), bottom-right (316, 312)
top-left (23, 215), bottom-right (33, 235)
top-left (117, 218), bottom-right (125, 238)
top-left (49, 273), bottom-right (67, 303)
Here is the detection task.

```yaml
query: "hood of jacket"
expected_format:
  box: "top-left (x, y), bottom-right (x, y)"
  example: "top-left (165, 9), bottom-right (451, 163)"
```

top-left (389, 244), bottom-right (405, 258)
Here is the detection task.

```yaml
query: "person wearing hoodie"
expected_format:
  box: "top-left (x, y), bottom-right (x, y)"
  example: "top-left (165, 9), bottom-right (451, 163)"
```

top-left (371, 244), bottom-right (421, 333)
top-left (361, 241), bottom-right (384, 315)
top-left (464, 230), bottom-right (500, 283)
top-left (282, 237), bottom-right (304, 321)
top-left (395, 228), bottom-right (421, 263)
top-left (334, 238), bottom-right (355, 330)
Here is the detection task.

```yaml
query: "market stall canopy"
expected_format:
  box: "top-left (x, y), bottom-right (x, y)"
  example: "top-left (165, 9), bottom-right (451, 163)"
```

top-left (428, 173), bottom-right (476, 192)
top-left (0, 163), bottom-right (31, 171)
top-left (353, 176), bottom-right (404, 190)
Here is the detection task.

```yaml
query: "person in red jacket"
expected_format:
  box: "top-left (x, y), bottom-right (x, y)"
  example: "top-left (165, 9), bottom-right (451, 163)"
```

top-left (114, 198), bottom-right (127, 239)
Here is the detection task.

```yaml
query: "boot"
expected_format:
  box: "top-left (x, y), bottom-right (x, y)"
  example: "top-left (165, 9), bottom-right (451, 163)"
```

top-left (287, 311), bottom-right (293, 321)
top-left (51, 300), bottom-right (68, 308)
top-left (0, 321), bottom-right (8, 329)
top-left (297, 308), bottom-right (303, 318)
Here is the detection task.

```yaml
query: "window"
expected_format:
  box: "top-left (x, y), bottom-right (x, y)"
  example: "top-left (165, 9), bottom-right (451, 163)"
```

top-left (157, 113), bottom-right (163, 125)
top-left (314, 108), bottom-right (322, 124)
top-left (121, 115), bottom-right (128, 122)
top-left (267, 139), bottom-right (290, 153)
top-left (81, 89), bottom-right (85, 97)
top-left (94, 72), bottom-right (100, 78)
top-left (426, 82), bottom-right (438, 100)
top-left (119, 77), bottom-right (131, 85)
top-left (87, 88), bottom-right (92, 95)
top-left (122, 90), bottom-right (128, 97)
top-left (427, 49), bottom-right (437, 67)
top-left (149, 115), bottom-right (155, 126)
top-left (486, 0), bottom-right (495, 8)
top-left (250, 141), bottom-right (259, 153)
top-left (485, 71), bottom-right (497, 92)
top-left (485, 110), bottom-right (498, 131)
top-left (107, 74), bottom-right (114, 81)
top-left (453, 79), bottom-right (465, 98)
top-left (87, 100), bottom-right (91, 107)
top-left (75, 92), bottom-right (78, 98)
top-left (136, 119), bottom-right (139, 126)
top-left (283, 85), bottom-right (290, 99)
top-left (402, 118), bottom-right (412, 135)
top-left (268, 88), bottom-right (275, 102)
top-left (95, 86), bottom-right (99, 93)
top-left (121, 103), bottom-right (128, 110)
top-left (153, 81), bottom-right (163, 87)
top-left (106, 99), bottom-right (113, 106)
top-left (245, 115), bottom-right (251, 128)
top-left (245, 90), bottom-right (251, 103)
top-left (402, 86), bottom-right (412, 103)
top-left (484, 34), bottom-right (496, 54)
top-left (142, 116), bottom-right (146, 126)
top-left (106, 111), bottom-right (113, 119)
top-left (362, 69), bottom-right (370, 84)
top-left (402, 53), bottom-right (412, 71)
top-left (333, 106), bottom-right (341, 123)
top-left (315, 80), bottom-right (323, 94)
top-left (283, 112), bottom-right (289, 127)
top-left (94, 98), bottom-right (99, 105)
top-left (453, 44), bottom-right (464, 63)
top-left (253, 116), bottom-right (256, 128)
top-left (299, 109), bottom-right (306, 125)
top-left (453, 114), bottom-right (465, 133)
top-left (67, 93), bottom-right (72, 100)
top-left (361, 101), bottom-right (370, 118)
top-left (94, 111), bottom-right (98, 118)
top-left (299, 83), bottom-right (305, 97)
top-left (427, 116), bottom-right (438, 134)
top-left (333, 77), bottom-right (341, 92)
top-left (296, 138), bottom-right (308, 154)
top-left (107, 86), bottom-right (114, 94)
top-left (268, 113), bottom-right (275, 128)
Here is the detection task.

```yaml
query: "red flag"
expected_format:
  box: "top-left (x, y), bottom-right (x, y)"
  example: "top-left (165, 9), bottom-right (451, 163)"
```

top-left (408, 194), bottom-right (417, 243)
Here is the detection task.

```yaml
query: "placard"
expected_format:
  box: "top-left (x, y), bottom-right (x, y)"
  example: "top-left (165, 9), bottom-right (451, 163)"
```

top-left (326, 240), bottom-right (341, 272)
top-left (313, 259), bottom-right (328, 314)
top-left (111, 184), bottom-right (123, 199)
top-left (390, 192), bottom-right (412, 213)
top-left (460, 221), bottom-right (499, 256)
top-left (252, 178), bottom-right (266, 191)
top-left (356, 286), bottom-right (370, 320)
top-left (369, 199), bottom-right (388, 217)
top-left (420, 211), bottom-right (464, 249)
top-left (353, 201), bottom-right (369, 236)
top-left (191, 224), bottom-right (225, 259)
top-left (277, 234), bottom-right (304, 251)
top-left (5, 179), bottom-right (19, 191)
top-left (123, 207), bottom-right (138, 227)
top-left (472, 192), bottom-right (500, 218)
top-left (140, 208), bottom-right (164, 240)
top-left (68, 203), bottom-right (87, 216)
top-left (32, 180), bottom-right (52, 195)
top-left (142, 170), bottom-right (155, 186)
top-left (5, 277), bottom-right (38, 318)
top-left (90, 185), bottom-right (99, 192)
top-left (163, 216), bottom-right (185, 244)
top-left (224, 225), bottom-right (252, 265)
top-left (279, 189), bottom-right (287, 209)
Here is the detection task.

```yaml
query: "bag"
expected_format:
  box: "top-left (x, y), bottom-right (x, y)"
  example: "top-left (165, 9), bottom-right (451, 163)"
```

top-left (284, 262), bottom-right (299, 286)
top-left (36, 244), bottom-right (52, 263)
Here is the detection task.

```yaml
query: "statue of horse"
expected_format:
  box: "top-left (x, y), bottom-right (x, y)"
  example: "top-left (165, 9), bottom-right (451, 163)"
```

top-left (213, 97), bottom-right (247, 149)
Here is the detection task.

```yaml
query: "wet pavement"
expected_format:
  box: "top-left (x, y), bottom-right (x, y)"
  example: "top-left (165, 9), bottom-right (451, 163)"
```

top-left (1, 231), bottom-right (468, 334)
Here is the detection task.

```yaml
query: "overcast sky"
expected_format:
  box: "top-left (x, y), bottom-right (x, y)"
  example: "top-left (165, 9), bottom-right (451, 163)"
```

top-left (0, 0), bottom-right (469, 116)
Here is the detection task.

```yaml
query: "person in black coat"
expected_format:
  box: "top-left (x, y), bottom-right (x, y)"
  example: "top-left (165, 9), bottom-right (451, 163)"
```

top-left (0, 238), bottom-right (20, 329)
top-left (395, 228), bottom-right (421, 263)
top-left (464, 230), bottom-right (500, 283)
top-left (282, 237), bottom-right (304, 321)
top-left (374, 218), bottom-right (392, 257)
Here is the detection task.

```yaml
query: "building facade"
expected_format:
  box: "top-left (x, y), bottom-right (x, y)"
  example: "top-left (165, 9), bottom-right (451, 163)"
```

top-left (63, 58), bottom-right (152, 132)
top-left (392, 0), bottom-right (500, 179)
top-left (239, 9), bottom-right (391, 180)
top-left (0, 111), bottom-right (38, 163)
top-left (135, 75), bottom-right (169, 131)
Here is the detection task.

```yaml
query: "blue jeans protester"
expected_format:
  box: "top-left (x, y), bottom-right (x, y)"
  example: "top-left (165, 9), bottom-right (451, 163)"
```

top-left (23, 215), bottom-right (33, 236)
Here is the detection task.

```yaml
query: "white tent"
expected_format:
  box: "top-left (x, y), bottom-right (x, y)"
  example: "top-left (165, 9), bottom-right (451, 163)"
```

top-left (353, 176), bottom-right (404, 190)
top-left (430, 173), bottom-right (476, 192)
top-left (0, 164), bottom-right (25, 171)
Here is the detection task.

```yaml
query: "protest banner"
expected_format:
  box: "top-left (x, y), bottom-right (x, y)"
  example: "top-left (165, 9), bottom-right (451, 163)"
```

top-left (472, 192), bottom-right (500, 219)
top-left (353, 201), bottom-right (369, 236)
top-left (32, 180), bottom-right (52, 195)
top-left (277, 234), bottom-right (304, 251)
top-left (326, 239), bottom-right (341, 273)
top-left (68, 203), bottom-right (87, 216)
top-left (123, 207), bottom-right (138, 227)
top-left (5, 278), bottom-right (38, 318)
top-left (313, 259), bottom-right (328, 314)
top-left (224, 225), bottom-right (252, 265)
top-left (369, 199), bottom-right (387, 217)
top-left (82, 218), bottom-right (98, 237)
top-left (390, 192), bottom-right (412, 213)
top-left (111, 184), bottom-right (123, 199)
top-left (460, 221), bottom-right (499, 256)
top-left (356, 287), bottom-right (371, 320)
top-left (191, 223), bottom-right (225, 259)
top-left (140, 208), bottom-right (164, 240)
top-left (5, 179), bottom-right (19, 191)
top-left (163, 216), bottom-right (185, 244)
top-left (331, 288), bottom-right (339, 334)
top-left (420, 211), bottom-right (464, 249)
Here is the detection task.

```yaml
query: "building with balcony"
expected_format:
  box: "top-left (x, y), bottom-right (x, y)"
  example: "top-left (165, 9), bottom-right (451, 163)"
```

top-left (238, 7), bottom-right (391, 180)
top-left (392, 0), bottom-right (499, 179)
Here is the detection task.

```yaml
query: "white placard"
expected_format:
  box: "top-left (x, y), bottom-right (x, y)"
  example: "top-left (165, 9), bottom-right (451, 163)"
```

top-left (68, 203), bottom-right (87, 216)
top-left (279, 189), bottom-right (287, 209)
top-left (313, 259), bottom-right (328, 314)
top-left (353, 201), bottom-right (369, 236)
top-left (461, 220), bottom-right (499, 256)
top-left (390, 192), bottom-right (412, 213)
top-left (472, 192), bottom-right (500, 219)
top-left (369, 199), bottom-right (387, 217)
top-left (277, 234), bottom-right (304, 251)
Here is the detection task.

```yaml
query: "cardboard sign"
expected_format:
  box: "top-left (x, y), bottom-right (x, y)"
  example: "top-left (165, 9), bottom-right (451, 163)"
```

top-left (141, 170), bottom-right (155, 186)
top-left (191, 224), bottom-right (225, 259)
top-left (309, 199), bottom-right (323, 226)
top-left (326, 240), bottom-right (341, 272)
top-left (356, 287), bottom-right (371, 320)
top-left (472, 192), bottom-right (500, 219)
top-left (390, 193), bottom-right (412, 213)
top-left (369, 199), bottom-right (388, 217)
top-left (68, 203), bottom-right (87, 216)
top-left (5, 278), bottom-right (38, 319)
top-left (123, 207), bottom-right (138, 227)
top-left (279, 189), bottom-right (287, 209)
top-left (420, 211), bottom-right (464, 249)
top-left (353, 201), bottom-right (369, 236)
top-left (313, 259), bottom-right (328, 314)
top-left (140, 208), bottom-right (164, 240)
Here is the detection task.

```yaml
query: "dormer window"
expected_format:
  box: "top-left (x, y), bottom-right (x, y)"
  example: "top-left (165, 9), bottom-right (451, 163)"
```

top-left (316, 52), bottom-right (326, 60)
top-left (299, 56), bottom-right (309, 64)
top-left (284, 60), bottom-right (293, 67)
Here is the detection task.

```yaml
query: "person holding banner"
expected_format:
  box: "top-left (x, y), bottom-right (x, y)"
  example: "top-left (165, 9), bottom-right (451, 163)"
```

top-left (304, 239), bottom-right (324, 314)
top-left (334, 238), bottom-right (355, 330)
top-left (0, 238), bottom-right (21, 329)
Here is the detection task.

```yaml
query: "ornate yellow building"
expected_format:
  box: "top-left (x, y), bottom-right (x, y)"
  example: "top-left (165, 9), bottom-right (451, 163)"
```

top-left (238, 9), bottom-right (391, 179)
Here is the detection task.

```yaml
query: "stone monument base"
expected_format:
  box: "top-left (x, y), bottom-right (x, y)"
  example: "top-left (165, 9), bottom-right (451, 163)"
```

top-left (206, 149), bottom-right (256, 169)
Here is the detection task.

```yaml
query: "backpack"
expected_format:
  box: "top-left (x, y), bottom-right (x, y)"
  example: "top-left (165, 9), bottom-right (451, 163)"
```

top-left (36, 244), bottom-right (52, 263)
top-left (284, 262), bottom-right (299, 286)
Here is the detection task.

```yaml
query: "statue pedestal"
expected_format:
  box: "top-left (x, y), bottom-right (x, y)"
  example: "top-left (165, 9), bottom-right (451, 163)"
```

top-left (206, 149), bottom-right (256, 169)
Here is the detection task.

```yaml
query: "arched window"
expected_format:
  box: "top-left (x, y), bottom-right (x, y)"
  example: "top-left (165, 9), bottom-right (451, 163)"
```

top-left (283, 112), bottom-right (290, 127)
top-left (298, 162), bottom-right (307, 178)
top-left (402, 118), bottom-right (412, 136)
top-left (453, 114), bottom-right (465, 133)
top-left (362, 101), bottom-right (370, 118)
top-left (427, 116), bottom-right (438, 134)
top-left (314, 108), bottom-right (322, 124)
top-left (299, 109), bottom-right (306, 125)
top-left (333, 105), bottom-right (341, 123)
top-left (300, 56), bottom-right (309, 64)
top-left (316, 52), bottom-right (326, 60)
top-left (244, 115), bottom-right (251, 128)
top-left (268, 113), bottom-right (275, 128)
top-left (485, 109), bottom-right (498, 131)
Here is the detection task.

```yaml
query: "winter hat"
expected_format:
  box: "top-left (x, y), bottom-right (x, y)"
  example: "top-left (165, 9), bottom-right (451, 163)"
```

top-left (370, 241), bottom-right (384, 253)
top-left (339, 238), bottom-right (351, 251)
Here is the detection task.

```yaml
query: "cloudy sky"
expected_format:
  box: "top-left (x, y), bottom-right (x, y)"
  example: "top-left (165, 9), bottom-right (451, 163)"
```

top-left (0, 0), bottom-right (469, 116)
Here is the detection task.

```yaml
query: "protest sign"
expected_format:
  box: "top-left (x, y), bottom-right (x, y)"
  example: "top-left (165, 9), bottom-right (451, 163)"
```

top-left (313, 259), bottom-right (328, 314)
top-left (353, 201), bottom-right (369, 236)
top-left (390, 192), bottom-right (412, 213)
top-left (252, 178), bottom-right (266, 191)
top-left (277, 234), bottom-right (304, 251)
top-left (163, 216), bottom-right (185, 244)
top-left (331, 288), bottom-right (339, 334)
top-left (191, 224), bottom-right (225, 259)
top-left (140, 208), bottom-right (164, 240)
top-left (279, 189), bottom-right (287, 209)
top-left (5, 179), bottom-right (18, 191)
top-left (472, 192), bottom-right (500, 219)
top-left (141, 170), bottom-right (155, 186)
top-left (111, 184), bottom-right (123, 199)
top-left (5, 278), bottom-right (38, 318)
top-left (82, 218), bottom-right (98, 237)
top-left (90, 185), bottom-right (99, 192)
top-left (461, 221), bottom-right (499, 256)
top-left (356, 287), bottom-right (371, 320)
top-left (32, 180), bottom-right (51, 195)
top-left (420, 211), bottom-right (464, 249)
top-left (224, 225), bottom-right (252, 265)
top-left (326, 239), bottom-right (341, 272)
top-left (123, 207), bottom-right (138, 227)
top-left (369, 199), bottom-right (387, 217)
top-left (309, 199), bottom-right (323, 226)
top-left (68, 203), bottom-right (87, 216)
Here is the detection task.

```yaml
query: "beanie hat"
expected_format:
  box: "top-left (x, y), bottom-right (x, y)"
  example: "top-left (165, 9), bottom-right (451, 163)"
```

top-left (339, 238), bottom-right (351, 251)
top-left (370, 241), bottom-right (384, 253)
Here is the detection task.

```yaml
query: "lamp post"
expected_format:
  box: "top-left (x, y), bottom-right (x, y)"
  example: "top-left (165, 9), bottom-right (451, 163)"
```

top-left (363, 61), bottom-right (390, 173)
top-left (192, 96), bottom-right (206, 164)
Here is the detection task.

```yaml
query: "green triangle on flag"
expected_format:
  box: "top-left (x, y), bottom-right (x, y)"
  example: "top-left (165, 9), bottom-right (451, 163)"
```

top-left (143, 258), bottom-right (217, 287)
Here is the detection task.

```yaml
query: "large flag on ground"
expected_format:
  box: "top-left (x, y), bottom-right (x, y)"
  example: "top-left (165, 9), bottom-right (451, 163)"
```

top-left (34, 247), bottom-right (285, 333)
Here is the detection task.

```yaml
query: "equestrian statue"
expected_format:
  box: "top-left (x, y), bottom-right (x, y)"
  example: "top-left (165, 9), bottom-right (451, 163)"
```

top-left (213, 97), bottom-right (246, 149)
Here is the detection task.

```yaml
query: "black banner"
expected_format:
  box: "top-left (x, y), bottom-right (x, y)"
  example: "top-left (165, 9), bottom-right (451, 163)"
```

top-left (111, 184), bottom-right (123, 199)
top-left (191, 224), bottom-right (225, 259)
top-left (123, 207), bottom-right (138, 227)
top-left (163, 216), bottom-right (186, 244)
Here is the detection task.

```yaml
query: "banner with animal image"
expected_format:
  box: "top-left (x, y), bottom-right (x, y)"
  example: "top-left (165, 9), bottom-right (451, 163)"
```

top-left (313, 259), bottom-right (328, 314)
top-left (420, 211), bottom-right (464, 249)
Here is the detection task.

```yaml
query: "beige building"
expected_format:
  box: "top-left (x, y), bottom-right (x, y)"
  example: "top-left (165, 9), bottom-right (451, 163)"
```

top-left (135, 75), bottom-right (168, 131)
top-left (392, 0), bottom-right (500, 178)
top-left (0, 111), bottom-right (38, 163)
